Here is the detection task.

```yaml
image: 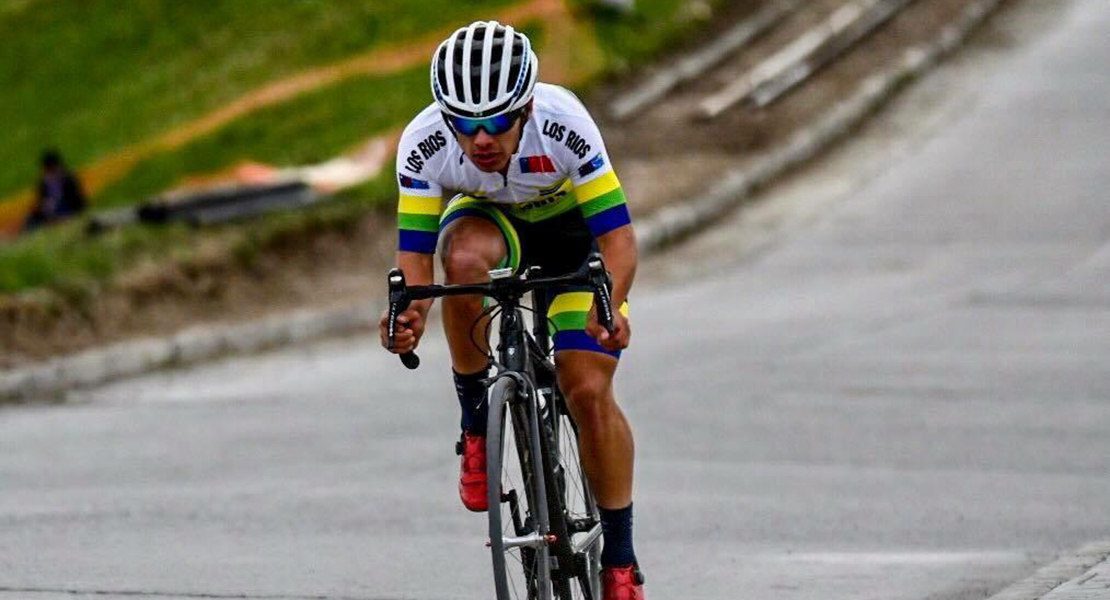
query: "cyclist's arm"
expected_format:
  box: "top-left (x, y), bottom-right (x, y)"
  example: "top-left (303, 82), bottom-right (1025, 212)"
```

top-left (396, 183), bottom-right (443, 320)
top-left (597, 224), bottom-right (637, 309)
top-left (396, 250), bottom-right (435, 317)
top-left (395, 124), bottom-right (446, 318)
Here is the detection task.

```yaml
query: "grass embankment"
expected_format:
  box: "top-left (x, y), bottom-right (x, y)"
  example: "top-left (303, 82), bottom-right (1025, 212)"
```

top-left (0, 0), bottom-right (517, 201)
top-left (0, 0), bottom-right (723, 298)
top-left (0, 58), bottom-right (420, 293)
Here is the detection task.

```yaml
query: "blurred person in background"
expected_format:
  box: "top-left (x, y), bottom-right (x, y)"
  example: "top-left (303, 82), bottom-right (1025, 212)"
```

top-left (23, 149), bottom-right (86, 232)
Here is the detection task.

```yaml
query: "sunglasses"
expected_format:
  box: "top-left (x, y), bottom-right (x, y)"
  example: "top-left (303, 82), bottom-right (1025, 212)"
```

top-left (445, 109), bottom-right (524, 136)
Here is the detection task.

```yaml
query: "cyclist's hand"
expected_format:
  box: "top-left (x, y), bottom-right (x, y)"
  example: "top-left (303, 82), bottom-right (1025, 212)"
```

top-left (586, 305), bottom-right (631, 352)
top-left (379, 307), bottom-right (426, 354)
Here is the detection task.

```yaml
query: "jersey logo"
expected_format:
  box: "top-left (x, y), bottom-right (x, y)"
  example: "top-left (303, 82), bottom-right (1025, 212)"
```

top-left (519, 155), bottom-right (556, 174)
top-left (577, 153), bottom-right (606, 178)
top-left (543, 120), bottom-right (566, 142)
top-left (405, 130), bottom-right (448, 174)
top-left (398, 175), bottom-right (431, 190)
top-left (565, 129), bottom-right (591, 160)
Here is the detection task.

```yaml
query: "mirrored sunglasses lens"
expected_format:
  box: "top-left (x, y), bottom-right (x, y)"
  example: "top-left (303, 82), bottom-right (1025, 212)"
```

top-left (450, 116), bottom-right (480, 135)
top-left (451, 112), bottom-right (517, 136)
top-left (485, 113), bottom-right (515, 134)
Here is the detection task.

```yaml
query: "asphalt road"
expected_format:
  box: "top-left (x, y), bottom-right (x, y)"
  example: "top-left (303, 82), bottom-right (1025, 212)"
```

top-left (2, 0), bottom-right (1108, 599)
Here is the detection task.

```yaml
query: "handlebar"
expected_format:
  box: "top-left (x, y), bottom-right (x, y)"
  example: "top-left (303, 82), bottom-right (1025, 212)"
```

top-left (386, 252), bottom-right (615, 370)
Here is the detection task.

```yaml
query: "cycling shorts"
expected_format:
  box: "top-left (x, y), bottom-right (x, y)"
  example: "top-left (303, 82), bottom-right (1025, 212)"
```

top-left (439, 194), bottom-right (630, 359)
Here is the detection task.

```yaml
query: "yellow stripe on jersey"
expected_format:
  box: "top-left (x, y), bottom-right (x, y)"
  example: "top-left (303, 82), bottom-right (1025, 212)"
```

top-left (574, 171), bottom-right (620, 204)
top-left (398, 195), bottom-right (443, 216)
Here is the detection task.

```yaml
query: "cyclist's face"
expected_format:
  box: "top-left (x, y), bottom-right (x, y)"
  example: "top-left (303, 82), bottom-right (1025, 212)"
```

top-left (454, 107), bottom-right (529, 173)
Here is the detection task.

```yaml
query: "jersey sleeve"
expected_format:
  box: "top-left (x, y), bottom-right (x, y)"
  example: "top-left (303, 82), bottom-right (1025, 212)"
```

top-left (395, 130), bottom-right (446, 254)
top-left (560, 115), bottom-right (631, 238)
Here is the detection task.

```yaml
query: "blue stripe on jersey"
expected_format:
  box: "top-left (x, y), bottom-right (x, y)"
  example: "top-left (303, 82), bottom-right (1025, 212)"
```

top-left (584, 204), bottom-right (631, 237)
top-left (399, 229), bottom-right (438, 253)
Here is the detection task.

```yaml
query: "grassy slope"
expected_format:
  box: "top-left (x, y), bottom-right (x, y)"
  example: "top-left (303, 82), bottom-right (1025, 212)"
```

top-left (0, 0), bottom-right (723, 296)
top-left (0, 0), bottom-right (516, 199)
top-left (94, 66), bottom-right (431, 209)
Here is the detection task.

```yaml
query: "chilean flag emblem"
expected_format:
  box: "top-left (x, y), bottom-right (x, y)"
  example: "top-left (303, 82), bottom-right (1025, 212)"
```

top-left (519, 155), bottom-right (556, 174)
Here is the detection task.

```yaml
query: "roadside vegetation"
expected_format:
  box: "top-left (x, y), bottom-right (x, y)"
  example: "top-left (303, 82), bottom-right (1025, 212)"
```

top-left (0, 0), bottom-right (517, 200)
top-left (0, 0), bottom-right (723, 297)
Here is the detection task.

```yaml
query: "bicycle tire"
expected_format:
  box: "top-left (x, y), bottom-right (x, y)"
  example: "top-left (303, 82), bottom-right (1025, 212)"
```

top-left (488, 377), bottom-right (553, 600)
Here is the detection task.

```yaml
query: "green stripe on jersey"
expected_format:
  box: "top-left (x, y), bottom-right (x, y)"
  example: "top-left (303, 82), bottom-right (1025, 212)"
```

top-left (578, 187), bottom-right (627, 218)
top-left (398, 213), bottom-right (442, 232)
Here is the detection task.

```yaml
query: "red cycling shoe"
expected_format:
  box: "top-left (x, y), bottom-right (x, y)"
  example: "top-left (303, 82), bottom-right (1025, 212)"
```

top-left (602, 565), bottom-right (645, 600)
top-left (456, 432), bottom-right (488, 512)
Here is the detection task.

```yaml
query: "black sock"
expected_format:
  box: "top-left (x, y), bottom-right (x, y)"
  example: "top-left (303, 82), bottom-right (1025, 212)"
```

top-left (599, 503), bottom-right (637, 568)
top-left (453, 366), bottom-right (490, 436)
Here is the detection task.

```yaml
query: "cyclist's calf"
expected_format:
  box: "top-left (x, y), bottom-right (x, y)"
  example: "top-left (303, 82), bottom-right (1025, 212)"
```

top-left (556, 351), bottom-right (634, 508)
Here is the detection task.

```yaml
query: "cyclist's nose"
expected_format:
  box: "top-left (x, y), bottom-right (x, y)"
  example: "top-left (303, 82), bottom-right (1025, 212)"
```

top-left (473, 129), bottom-right (496, 147)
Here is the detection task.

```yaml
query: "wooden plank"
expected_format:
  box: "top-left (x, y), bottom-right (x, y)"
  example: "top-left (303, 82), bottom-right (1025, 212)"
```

top-left (608, 0), bottom-right (800, 120)
top-left (750, 0), bottom-right (918, 107)
top-left (699, 0), bottom-right (913, 119)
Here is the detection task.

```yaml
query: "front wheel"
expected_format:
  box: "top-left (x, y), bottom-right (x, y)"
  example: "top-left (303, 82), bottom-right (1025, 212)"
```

top-left (488, 377), bottom-right (553, 600)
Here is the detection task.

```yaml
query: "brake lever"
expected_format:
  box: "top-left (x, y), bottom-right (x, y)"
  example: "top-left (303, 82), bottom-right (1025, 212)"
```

top-left (387, 268), bottom-right (420, 370)
top-left (585, 253), bottom-right (615, 335)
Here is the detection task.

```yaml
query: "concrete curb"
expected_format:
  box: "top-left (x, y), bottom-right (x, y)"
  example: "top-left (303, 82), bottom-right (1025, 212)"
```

top-left (985, 541), bottom-right (1110, 600)
top-left (0, 0), bottom-right (1004, 403)
top-left (0, 302), bottom-right (380, 403)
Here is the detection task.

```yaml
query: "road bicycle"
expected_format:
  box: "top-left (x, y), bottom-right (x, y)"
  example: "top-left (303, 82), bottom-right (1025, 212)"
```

top-left (386, 253), bottom-right (616, 600)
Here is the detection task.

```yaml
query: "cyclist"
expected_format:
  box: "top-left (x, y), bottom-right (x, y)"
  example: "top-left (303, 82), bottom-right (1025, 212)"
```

top-left (379, 21), bottom-right (644, 599)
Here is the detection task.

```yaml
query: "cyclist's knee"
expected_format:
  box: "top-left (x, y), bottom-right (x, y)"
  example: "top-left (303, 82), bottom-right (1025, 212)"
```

top-left (440, 220), bottom-right (506, 283)
top-left (442, 249), bottom-right (498, 284)
top-left (560, 369), bottom-right (615, 428)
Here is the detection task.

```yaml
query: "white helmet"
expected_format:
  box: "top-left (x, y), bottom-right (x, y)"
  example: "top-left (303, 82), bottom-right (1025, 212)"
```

top-left (431, 21), bottom-right (539, 119)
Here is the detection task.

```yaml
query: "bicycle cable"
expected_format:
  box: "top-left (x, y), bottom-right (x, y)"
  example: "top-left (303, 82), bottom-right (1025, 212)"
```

top-left (469, 302), bottom-right (503, 366)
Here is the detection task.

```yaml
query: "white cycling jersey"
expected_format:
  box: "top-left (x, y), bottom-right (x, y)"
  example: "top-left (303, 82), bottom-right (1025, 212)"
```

top-left (395, 83), bottom-right (630, 254)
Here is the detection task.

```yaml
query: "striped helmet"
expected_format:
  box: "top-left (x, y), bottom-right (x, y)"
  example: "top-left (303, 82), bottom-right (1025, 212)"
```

top-left (431, 21), bottom-right (539, 119)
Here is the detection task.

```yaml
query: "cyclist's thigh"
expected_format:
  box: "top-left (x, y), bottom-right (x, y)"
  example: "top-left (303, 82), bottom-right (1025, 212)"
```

top-left (438, 195), bottom-right (522, 274)
top-left (555, 349), bottom-right (618, 406)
